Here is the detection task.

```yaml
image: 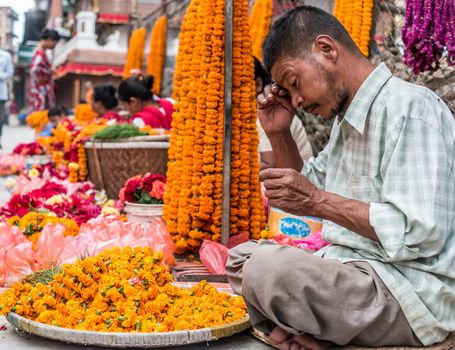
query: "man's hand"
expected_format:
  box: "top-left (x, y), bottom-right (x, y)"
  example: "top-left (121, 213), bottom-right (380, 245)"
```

top-left (259, 168), bottom-right (323, 217)
top-left (258, 84), bottom-right (295, 137)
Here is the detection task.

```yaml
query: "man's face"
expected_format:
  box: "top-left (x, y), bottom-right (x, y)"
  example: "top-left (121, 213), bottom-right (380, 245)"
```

top-left (270, 55), bottom-right (349, 119)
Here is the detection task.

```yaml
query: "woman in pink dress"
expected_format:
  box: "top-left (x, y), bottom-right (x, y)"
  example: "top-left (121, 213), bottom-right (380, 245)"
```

top-left (28, 29), bottom-right (60, 113)
top-left (118, 75), bottom-right (173, 129)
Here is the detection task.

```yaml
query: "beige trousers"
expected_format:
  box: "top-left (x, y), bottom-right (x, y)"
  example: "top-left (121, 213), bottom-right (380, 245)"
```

top-left (226, 240), bottom-right (422, 347)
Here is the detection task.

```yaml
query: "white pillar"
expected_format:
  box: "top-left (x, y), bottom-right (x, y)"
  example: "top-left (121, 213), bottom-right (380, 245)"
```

top-left (76, 11), bottom-right (97, 39)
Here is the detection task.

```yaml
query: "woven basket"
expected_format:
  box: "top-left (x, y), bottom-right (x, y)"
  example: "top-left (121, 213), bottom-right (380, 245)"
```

top-left (85, 138), bottom-right (169, 199)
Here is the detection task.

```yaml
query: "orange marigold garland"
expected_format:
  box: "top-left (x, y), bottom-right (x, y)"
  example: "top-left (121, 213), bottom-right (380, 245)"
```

top-left (123, 27), bottom-right (147, 78)
top-left (334, 0), bottom-right (373, 56)
top-left (164, 0), bottom-right (266, 253)
top-left (164, 0), bottom-right (205, 253)
top-left (249, 0), bottom-right (273, 61)
top-left (146, 16), bottom-right (168, 95)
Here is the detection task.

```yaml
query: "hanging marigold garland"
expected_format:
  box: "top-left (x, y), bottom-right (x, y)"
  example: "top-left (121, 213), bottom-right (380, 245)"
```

top-left (164, 0), bottom-right (266, 254)
top-left (249, 0), bottom-right (273, 61)
top-left (334, 0), bottom-right (373, 57)
top-left (123, 27), bottom-right (147, 78)
top-left (146, 16), bottom-right (168, 95)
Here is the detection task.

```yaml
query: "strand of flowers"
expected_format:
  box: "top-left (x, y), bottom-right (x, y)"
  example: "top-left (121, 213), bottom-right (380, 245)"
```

top-left (164, 0), bottom-right (266, 252)
top-left (402, 0), bottom-right (454, 73)
top-left (249, 0), bottom-right (273, 61)
top-left (175, 0), bottom-right (208, 252)
top-left (333, 0), bottom-right (373, 57)
top-left (197, 0), bottom-right (224, 243)
top-left (146, 16), bottom-right (168, 95)
top-left (164, 0), bottom-right (206, 254)
top-left (123, 28), bottom-right (147, 78)
top-left (236, 0), bottom-right (265, 239)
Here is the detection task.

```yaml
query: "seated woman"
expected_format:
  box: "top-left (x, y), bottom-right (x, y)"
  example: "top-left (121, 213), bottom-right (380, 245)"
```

top-left (118, 75), bottom-right (173, 129)
top-left (91, 85), bottom-right (122, 122)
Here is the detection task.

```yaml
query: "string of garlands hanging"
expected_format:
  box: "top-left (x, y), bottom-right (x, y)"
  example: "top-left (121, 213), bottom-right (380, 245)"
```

top-left (402, 0), bottom-right (454, 74)
top-left (163, 0), bottom-right (266, 254)
top-left (249, 0), bottom-right (273, 61)
top-left (333, 0), bottom-right (373, 57)
top-left (146, 16), bottom-right (168, 95)
top-left (123, 28), bottom-right (147, 78)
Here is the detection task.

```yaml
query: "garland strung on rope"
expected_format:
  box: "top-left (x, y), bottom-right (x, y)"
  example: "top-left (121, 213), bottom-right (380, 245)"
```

top-left (123, 28), bottom-right (147, 78)
top-left (402, 0), bottom-right (454, 74)
top-left (249, 0), bottom-right (273, 61)
top-left (164, 0), bottom-right (266, 254)
top-left (333, 0), bottom-right (373, 57)
top-left (146, 16), bottom-right (168, 95)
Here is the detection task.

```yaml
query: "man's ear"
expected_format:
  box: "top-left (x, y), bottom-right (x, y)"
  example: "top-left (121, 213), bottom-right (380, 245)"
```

top-left (313, 35), bottom-right (338, 64)
top-left (256, 77), bottom-right (264, 95)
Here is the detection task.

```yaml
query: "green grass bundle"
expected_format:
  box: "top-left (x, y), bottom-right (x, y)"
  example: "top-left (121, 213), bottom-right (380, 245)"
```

top-left (92, 125), bottom-right (148, 140)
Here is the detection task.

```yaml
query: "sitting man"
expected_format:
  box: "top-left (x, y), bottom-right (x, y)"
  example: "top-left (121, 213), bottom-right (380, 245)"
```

top-left (227, 6), bottom-right (455, 350)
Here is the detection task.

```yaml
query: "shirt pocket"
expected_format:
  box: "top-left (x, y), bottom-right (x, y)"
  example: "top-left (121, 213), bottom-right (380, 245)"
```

top-left (350, 175), bottom-right (375, 201)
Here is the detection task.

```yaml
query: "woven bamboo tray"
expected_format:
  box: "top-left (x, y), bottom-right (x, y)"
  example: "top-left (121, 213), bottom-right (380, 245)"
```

top-left (6, 313), bottom-right (250, 348)
top-left (85, 137), bottom-right (169, 199)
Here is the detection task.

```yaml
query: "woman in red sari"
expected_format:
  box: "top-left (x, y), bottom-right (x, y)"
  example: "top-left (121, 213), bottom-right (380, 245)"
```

top-left (118, 75), bottom-right (173, 129)
top-left (91, 85), bottom-right (122, 122)
top-left (28, 29), bottom-right (60, 113)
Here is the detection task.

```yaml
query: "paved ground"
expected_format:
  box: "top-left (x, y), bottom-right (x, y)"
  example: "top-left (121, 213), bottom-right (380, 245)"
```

top-left (0, 121), bottom-right (272, 350)
top-left (0, 116), bottom-right (35, 153)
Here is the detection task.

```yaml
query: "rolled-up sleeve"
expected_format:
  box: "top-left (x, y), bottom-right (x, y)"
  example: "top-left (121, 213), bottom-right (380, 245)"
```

top-left (370, 107), bottom-right (453, 262)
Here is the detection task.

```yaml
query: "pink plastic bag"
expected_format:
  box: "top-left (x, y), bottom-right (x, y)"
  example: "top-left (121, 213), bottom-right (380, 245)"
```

top-left (199, 240), bottom-right (229, 275)
top-left (34, 224), bottom-right (67, 269)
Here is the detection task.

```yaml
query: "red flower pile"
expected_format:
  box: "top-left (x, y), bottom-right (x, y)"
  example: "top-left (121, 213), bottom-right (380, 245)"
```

top-left (119, 173), bottom-right (166, 204)
top-left (0, 181), bottom-right (101, 225)
top-left (12, 142), bottom-right (45, 156)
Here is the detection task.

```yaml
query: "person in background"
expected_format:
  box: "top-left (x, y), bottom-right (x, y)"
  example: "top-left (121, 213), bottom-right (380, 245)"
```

top-left (38, 105), bottom-right (66, 137)
top-left (254, 57), bottom-right (313, 169)
top-left (28, 29), bottom-right (60, 113)
top-left (0, 47), bottom-right (14, 149)
top-left (118, 75), bottom-right (173, 129)
top-left (91, 85), bottom-right (122, 122)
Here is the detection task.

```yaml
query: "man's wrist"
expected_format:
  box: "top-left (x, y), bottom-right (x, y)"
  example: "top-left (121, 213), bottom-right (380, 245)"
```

top-left (267, 129), bottom-right (293, 143)
top-left (311, 188), bottom-right (327, 218)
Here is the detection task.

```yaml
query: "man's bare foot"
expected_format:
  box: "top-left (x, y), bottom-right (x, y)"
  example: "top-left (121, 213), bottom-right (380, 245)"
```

top-left (292, 333), bottom-right (333, 350)
top-left (268, 326), bottom-right (333, 350)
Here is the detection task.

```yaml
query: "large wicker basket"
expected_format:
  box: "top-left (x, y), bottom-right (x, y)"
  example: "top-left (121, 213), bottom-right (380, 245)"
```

top-left (85, 136), bottom-right (169, 199)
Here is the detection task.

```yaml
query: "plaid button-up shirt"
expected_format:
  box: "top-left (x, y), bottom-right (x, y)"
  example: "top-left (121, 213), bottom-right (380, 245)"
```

top-left (303, 63), bottom-right (455, 345)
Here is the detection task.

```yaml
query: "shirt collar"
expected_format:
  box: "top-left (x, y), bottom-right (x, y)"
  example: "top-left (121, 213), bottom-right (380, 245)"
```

top-left (342, 63), bottom-right (392, 135)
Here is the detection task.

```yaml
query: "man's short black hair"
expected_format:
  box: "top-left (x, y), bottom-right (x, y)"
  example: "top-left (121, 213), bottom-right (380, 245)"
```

top-left (263, 6), bottom-right (361, 73)
top-left (254, 57), bottom-right (272, 86)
